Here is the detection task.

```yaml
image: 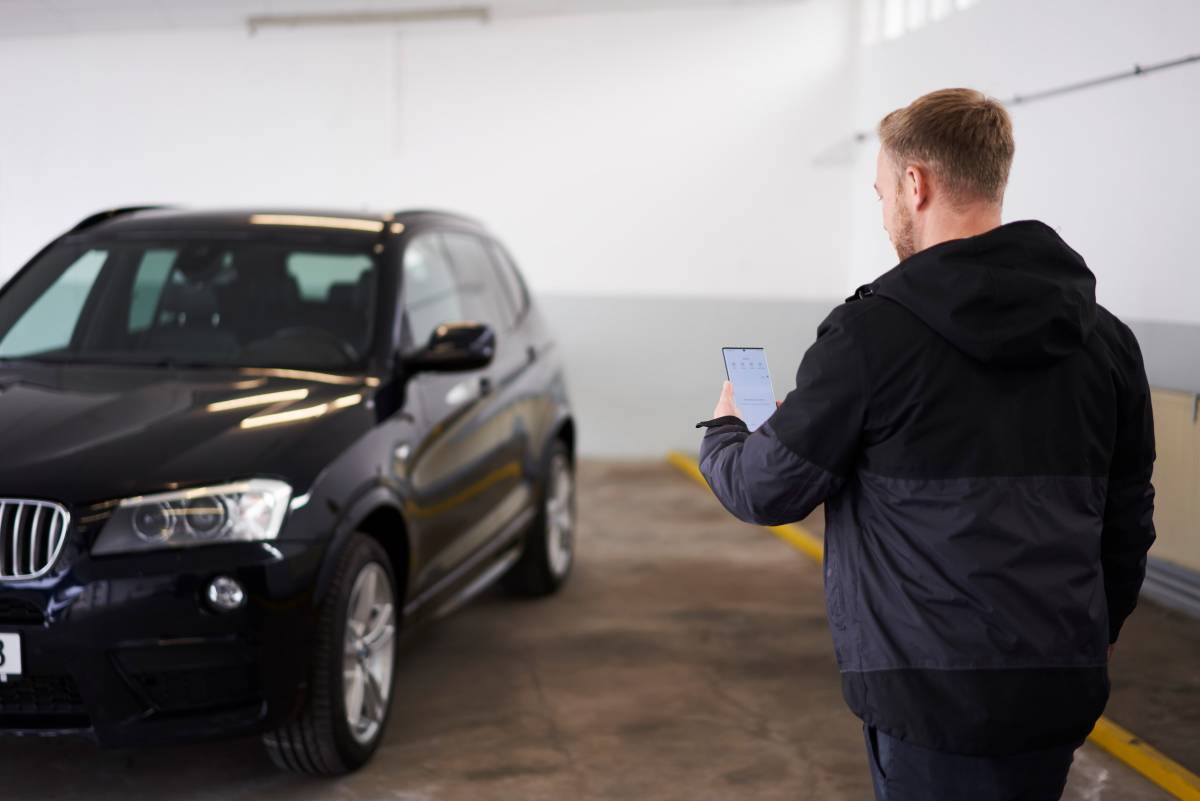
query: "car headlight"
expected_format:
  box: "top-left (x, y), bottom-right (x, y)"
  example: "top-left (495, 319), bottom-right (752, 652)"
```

top-left (92, 479), bottom-right (292, 555)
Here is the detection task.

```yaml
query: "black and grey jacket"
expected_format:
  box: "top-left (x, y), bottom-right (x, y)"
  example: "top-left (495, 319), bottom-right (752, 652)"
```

top-left (697, 220), bottom-right (1155, 756)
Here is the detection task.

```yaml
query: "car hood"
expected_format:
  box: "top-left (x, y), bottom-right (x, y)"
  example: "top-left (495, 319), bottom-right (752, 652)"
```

top-left (0, 364), bottom-right (379, 504)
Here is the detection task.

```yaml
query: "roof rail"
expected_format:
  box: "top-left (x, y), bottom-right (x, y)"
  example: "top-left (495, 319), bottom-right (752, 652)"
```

top-left (69, 205), bottom-right (172, 233)
top-left (391, 209), bottom-right (484, 227)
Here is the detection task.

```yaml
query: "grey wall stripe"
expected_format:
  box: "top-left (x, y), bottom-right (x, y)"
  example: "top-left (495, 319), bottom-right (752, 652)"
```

top-left (1127, 319), bottom-right (1200, 394)
top-left (1141, 557), bottom-right (1200, 620)
top-left (538, 295), bottom-right (1200, 456)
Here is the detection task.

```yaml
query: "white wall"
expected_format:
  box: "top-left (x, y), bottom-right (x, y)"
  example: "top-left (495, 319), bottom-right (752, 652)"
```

top-left (0, 1), bottom-right (857, 302)
top-left (846, 0), bottom-right (1200, 326)
top-left (0, 29), bottom-right (394, 265)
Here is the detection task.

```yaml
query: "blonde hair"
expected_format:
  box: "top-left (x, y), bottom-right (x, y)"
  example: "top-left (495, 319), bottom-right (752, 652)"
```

top-left (878, 88), bottom-right (1014, 205)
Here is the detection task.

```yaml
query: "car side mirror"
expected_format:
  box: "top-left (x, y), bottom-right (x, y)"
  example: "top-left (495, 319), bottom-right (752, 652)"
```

top-left (401, 322), bottom-right (496, 374)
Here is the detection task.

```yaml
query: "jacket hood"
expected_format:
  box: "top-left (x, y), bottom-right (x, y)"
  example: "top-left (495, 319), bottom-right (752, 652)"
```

top-left (869, 220), bottom-right (1097, 367)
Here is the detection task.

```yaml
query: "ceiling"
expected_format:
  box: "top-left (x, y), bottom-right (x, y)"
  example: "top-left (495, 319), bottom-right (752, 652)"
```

top-left (0, 0), bottom-right (795, 38)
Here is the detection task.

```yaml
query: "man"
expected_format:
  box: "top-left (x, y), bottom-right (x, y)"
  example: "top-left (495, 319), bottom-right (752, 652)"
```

top-left (696, 88), bottom-right (1155, 801)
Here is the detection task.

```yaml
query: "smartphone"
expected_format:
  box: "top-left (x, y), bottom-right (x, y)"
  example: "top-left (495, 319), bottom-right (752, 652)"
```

top-left (722, 347), bottom-right (776, 432)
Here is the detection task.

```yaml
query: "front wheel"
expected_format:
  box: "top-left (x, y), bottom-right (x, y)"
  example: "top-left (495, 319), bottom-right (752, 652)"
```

top-left (263, 534), bottom-right (398, 775)
top-left (503, 440), bottom-right (576, 597)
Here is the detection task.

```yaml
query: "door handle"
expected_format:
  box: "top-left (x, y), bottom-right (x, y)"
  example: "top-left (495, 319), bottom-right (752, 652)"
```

top-left (480, 376), bottom-right (493, 396)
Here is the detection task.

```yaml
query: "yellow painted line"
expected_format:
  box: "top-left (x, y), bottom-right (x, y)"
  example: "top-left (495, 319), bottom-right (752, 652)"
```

top-left (666, 450), bottom-right (1200, 801)
top-left (667, 450), bottom-right (823, 563)
top-left (1088, 717), bottom-right (1200, 800)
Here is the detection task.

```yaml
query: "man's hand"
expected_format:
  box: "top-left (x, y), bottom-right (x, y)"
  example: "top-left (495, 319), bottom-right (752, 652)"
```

top-left (712, 380), bottom-right (743, 420)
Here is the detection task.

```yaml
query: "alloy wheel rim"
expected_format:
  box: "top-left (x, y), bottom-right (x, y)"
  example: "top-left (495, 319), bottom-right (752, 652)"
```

top-left (545, 454), bottom-right (575, 578)
top-left (342, 561), bottom-right (396, 745)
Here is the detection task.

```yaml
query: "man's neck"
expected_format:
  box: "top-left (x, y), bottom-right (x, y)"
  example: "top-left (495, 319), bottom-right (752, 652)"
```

top-left (917, 204), bottom-right (1003, 251)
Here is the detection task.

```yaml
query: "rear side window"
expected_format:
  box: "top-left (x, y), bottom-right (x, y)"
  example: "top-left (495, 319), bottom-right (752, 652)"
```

top-left (402, 234), bottom-right (464, 349)
top-left (128, 249), bottom-right (176, 332)
top-left (0, 249), bottom-right (107, 356)
top-left (286, 252), bottom-right (374, 302)
top-left (441, 232), bottom-right (513, 331)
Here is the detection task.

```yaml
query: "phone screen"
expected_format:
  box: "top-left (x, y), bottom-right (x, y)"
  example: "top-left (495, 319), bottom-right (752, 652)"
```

top-left (722, 347), bottom-right (776, 432)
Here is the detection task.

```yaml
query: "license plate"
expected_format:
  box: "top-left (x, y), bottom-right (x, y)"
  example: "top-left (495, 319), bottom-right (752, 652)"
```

top-left (0, 633), bottom-right (21, 678)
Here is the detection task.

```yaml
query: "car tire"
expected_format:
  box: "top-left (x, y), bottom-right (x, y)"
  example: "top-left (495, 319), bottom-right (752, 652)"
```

top-left (263, 533), bottom-right (398, 775)
top-left (502, 439), bottom-right (576, 597)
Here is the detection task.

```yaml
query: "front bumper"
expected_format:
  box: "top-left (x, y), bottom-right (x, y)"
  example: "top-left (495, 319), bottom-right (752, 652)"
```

top-left (0, 539), bottom-right (326, 747)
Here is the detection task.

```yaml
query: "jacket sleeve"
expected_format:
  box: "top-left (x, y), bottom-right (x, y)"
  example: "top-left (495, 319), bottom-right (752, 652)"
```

top-left (1101, 326), bottom-right (1157, 644)
top-left (696, 306), bottom-right (868, 526)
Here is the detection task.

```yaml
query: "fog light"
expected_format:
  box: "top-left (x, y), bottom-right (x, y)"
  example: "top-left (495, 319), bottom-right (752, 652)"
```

top-left (206, 576), bottom-right (246, 612)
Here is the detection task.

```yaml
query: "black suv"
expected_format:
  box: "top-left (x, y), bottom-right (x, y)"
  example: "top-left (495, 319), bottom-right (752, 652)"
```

top-left (0, 207), bottom-right (576, 775)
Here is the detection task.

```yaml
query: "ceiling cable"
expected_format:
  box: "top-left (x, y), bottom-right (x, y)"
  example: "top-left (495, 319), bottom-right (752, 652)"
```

top-left (1008, 52), bottom-right (1200, 106)
top-left (814, 51), bottom-right (1200, 166)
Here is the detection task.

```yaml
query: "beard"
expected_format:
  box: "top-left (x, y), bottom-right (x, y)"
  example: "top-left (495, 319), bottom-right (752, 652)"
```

top-left (890, 200), bottom-right (917, 262)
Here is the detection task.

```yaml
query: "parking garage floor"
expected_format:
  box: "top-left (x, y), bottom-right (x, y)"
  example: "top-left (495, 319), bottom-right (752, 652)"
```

top-left (3, 460), bottom-right (1195, 801)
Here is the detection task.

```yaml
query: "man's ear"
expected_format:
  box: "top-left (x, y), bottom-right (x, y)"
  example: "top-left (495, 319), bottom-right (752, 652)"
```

top-left (907, 165), bottom-right (930, 211)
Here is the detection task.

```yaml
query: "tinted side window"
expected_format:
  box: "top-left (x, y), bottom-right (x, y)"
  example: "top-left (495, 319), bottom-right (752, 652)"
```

top-left (441, 232), bottom-right (512, 331)
top-left (0, 249), bottom-right (107, 356)
top-left (128, 249), bottom-right (176, 333)
top-left (286, 252), bottom-right (374, 302)
top-left (402, 234), bottom-right (463, 348)
top-left (487, 241), bottom-right (530, 322)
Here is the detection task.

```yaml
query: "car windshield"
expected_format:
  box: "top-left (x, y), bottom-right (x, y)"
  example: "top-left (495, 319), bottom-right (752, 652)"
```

top-left (0, 236), bottom-right (380, 369)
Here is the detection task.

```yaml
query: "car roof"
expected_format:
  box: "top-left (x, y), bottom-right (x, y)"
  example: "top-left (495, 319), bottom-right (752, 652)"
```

top-left (69, 206), bottom-right (487, 237)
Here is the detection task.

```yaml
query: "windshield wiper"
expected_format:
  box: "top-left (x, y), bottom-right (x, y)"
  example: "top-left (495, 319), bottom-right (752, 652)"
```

top-left (0, 355), bottom-right (106, 365)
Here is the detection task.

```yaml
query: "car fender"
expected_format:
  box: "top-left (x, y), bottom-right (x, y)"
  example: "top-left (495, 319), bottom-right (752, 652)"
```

top-left (310, 480), bottom-right (413, 609)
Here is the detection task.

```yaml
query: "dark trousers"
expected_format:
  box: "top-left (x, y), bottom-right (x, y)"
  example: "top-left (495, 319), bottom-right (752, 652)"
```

top-left (864, 725), bottom-right (1081, 801)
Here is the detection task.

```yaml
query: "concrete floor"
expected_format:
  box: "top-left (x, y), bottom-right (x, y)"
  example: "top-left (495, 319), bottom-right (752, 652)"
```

top-left (0, 460), bottom-right (1187, 800)
top-left (1106, 600), bottom-right (1200, 775)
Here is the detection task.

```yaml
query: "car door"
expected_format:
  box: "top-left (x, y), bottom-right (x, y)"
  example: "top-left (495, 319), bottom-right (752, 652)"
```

top-left (398, 230), bottom-right (531, 599)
